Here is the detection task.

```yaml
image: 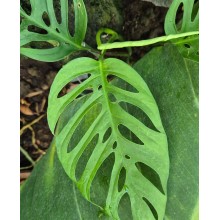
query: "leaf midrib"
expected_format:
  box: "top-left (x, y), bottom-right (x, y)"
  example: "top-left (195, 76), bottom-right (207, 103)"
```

top-left (99, 60), bottom-right (118, 138)
top-left (20, 10), bottom-right (82, 50)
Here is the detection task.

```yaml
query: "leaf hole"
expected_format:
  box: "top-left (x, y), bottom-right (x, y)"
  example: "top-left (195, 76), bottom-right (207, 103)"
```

top-left (20, 0), bottom-right (32, 16)
top-left (109, 75), bottom-right (139, 93)
top-left (74, 73), bottom-right (90, 83)
top-left (135, 162), bottom-right (165, 195)
top-left (142, 197), bottom-right (158, 220)
top-left (56, 28), bottom-right (60, 33)
top-left (184, 44), bottom-right (191, 49)
top-left (118, 193), bottom-right (132, 220)
top-left (67, 103), bottom-right (102, 153)
top-left (175, 3), bottom-right (184, 31)
top-left (191, 0), bottom-right (199, 22)
top-left (57, 82), bottom-right (79, 98)
top-left (29, 41), bottom-right (54, 49)
top-left (119, 102), bottom-right (160, 133)
top-left (57, 74), bottom-right (91, 98)
top-left (68, 0), bottom-right (75, 37)
top-left (98, 85), bottom-right (102, 90)
top-left (108, 93), bottom-right (117, 103)
top-left (77, 2), bottom-right (81, 8)
top-left (53, 0), bottom-right (61, 24)
top-left (90, 153), bottom-right (115, 206)
top-left (28, 25), bottom-right (48, 34)
top-left (75, 134), bottom-right (99, 180)
top-left (42, 12), bottom-right (50, 26)
top-left (102, 127), bottom-right (112, 143)
top-left (107, 74), bottom-right (115, 82)
top-left (118, 124), bottom-right (144, 145)
top-left (113, 141), bottom-right (117, 149)
top-left (125, 155), bottom-right (130, 159)
top-left (118, 167), bottom-right (126, 192)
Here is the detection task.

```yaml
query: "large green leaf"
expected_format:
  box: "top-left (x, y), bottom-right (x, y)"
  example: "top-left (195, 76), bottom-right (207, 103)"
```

top-left (48, 57), bottom-right (169, 219)
top-left (165, 0), bottom-right (199, 62)
top-left (20, 141), bottom-right (100, 220)
top-left (134, 43), bottom-right (199, 220)
top-left (20, 0), bottom-right (87, 62)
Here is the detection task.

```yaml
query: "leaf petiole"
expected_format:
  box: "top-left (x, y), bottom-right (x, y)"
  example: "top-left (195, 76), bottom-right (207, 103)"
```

top-left (98, 31), bottom-right (199, 50)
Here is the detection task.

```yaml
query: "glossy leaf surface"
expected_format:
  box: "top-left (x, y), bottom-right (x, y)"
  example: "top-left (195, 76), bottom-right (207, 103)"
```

top-left (134, 43), bottom-right (199, 220)
top-left (20, 0), bottom-right (87, 62)
top-left (48, 57), bottom-right (169, 219)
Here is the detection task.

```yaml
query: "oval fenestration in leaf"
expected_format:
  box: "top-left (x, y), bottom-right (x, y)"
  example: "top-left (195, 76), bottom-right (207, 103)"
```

top-left (20, 0), bottom-right (87, 62)
top-left (48, 57), bottom-right (169, 219)
top-left (165, 0), bottom-right (199, 62)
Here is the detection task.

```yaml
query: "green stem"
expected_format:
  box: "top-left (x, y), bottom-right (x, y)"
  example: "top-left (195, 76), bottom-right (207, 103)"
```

top-left (98, 31), bottom-right (199, 50)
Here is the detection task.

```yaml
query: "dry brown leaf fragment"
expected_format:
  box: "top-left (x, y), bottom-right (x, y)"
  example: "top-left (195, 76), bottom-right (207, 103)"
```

top-left (20, 105), bottom-right (35, 116)
top-left (20, 98), bottom-right (31, 106)
top-left (40, 97), bottom-right (47, 112)
top-left (27, 67), bottom-right (39, 76)
top-left (26, 90), bottom-right (43, 98)
top-left (41, 84), bottom-right (49, 90)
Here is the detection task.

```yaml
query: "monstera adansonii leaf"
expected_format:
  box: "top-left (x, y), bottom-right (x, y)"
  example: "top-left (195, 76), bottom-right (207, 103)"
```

top-left (20, 0), bottom-right (87, 62)
top-left (48, 57), bottom-right (169, 219)
top-left (165, 0), bottom-right (199, 62)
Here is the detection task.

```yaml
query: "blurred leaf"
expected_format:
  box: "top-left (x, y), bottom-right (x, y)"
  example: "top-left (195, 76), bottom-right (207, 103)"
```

top-left (134, 43), bottom-right (198, 220)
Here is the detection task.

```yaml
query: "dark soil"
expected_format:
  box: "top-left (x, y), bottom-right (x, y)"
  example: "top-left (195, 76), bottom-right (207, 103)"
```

top-left (122, 0), bottom-right (168, 61)
top-left (20, 58), bottom-right (58, 169)
top-left (20, 0), bottom-right (168, 177)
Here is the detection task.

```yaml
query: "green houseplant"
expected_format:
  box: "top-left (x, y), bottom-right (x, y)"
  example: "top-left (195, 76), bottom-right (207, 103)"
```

top-left (20, 0), bottom-right (199, 219)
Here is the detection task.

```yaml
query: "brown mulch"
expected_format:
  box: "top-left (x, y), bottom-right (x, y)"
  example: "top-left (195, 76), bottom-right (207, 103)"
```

top-left (20, 58), bottom-right (58, 172)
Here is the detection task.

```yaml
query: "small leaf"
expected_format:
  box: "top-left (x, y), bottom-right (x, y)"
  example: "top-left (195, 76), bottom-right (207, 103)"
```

top-left (165, 0), bottom-right (199, 62)
top-left (20, 0), bottom-right (87, 62)
top-left (48, 57), bottom-right (169, 219)
top-left (165, 0), bottom-right (199, 34)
